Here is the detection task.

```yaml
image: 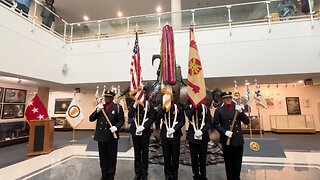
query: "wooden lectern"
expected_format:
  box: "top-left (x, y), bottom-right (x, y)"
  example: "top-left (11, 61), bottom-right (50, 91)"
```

top-left (27, 120), bottom-right (54, 156)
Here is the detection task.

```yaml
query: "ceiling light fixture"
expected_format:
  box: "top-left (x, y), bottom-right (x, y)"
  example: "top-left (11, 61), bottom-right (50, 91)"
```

top-left (117, 11), bottom-right (123, 17)
top-left (156, 6), bottom-right (162, 13)
top-left (83, 16), bottom-right (89, 21)
top-left (298, 80), bottom-right (304, 83)
top-left (77, 23), bottom-right (81, 26)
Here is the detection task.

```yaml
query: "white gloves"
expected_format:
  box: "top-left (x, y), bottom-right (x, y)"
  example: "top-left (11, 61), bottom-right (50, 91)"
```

top-left (225, 130), bottom-right (233, 138)
top-left (195, 130), bottom-right (203, 137)
top-left (96, 103), bottom-right (104, 113)
top-left (167, 128), bottom-right (175, 134)
top-left (137, 125), bottom-right (145, 132)
top-left (133, 101), bottom-right (138, 108)
top-left (110, 126), bottom-right (117, 133)
top-left (235, 105), bottom-right (242, 113)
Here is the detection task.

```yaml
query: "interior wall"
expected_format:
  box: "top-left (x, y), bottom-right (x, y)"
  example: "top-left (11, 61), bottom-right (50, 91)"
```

top-left (218, 84), bottom-right (320, 131)
top-left (48, 91), bottom-right (97, 129)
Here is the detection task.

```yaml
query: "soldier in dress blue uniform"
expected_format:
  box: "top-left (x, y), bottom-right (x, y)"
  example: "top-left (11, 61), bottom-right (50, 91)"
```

top-left (128, 93), bottom-right (156, 180)
top-left (213, 91), bottom-right (250, 180)
top-left (185, 102), bottom-right (212, 180)
top-left (157, 91), bottom-right (185, 180)
top-left (89, 90), bottom-right (125, 180)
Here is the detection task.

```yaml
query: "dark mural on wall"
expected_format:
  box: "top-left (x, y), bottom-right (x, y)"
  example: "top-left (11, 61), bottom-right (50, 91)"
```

top-left (2, 104), bottom-right (25, 119)
top-left (4, 88), bottom-right (27, 103)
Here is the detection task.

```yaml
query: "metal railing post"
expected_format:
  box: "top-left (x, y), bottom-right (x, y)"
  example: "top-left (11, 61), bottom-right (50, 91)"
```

top-left (98, 21), bottom-right (101, 47)
top-left (70, 24), bottom-right (73, 49)
top-left (31, 2), bottom-right (37, 32)
top-left (191, 9), bottom-right (195, 26)
top-left (227, 6), bottom-right (232, 36)
top-left (63, 22), bottom-right (67, 47)
top-left (308, 0), bottom-right (314, 29)
top-left (127, 17), bottom-right (130, 45)
top-left (266, 1), bottom-right (272, 33)
top-left (158, 14), bottom-right (161, 42)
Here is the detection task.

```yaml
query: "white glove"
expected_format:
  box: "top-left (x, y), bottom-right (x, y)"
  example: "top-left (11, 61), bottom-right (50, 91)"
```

top-left (225, 130), bottom-right (233, 138)
top-left (167, 128), bottom-right (175, 134)
top-left (133, 101), bottom-right (138, 108)
top-left (96, 103), bottom-right (104, 113)
top-left (235, 105), bottom-right (242, 113)
top-left (195, 130), bottom-right (203, 137)
top-left (110, 126), bottom-right (117, 133)
top-left (137, 125), bottom-right (145, 132)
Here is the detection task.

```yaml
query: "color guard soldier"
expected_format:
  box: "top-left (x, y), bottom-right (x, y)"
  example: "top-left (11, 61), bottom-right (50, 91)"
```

top-left (157, 91), bottom-right (185, 180)
top-left (213, 91), bottom-right (249, 180)
top-left (128, 96), bottom-right (156, 180)
top-left (185, 102), bottom-right (212, 180)
top-left (89, 90), bottom-right (125, 180)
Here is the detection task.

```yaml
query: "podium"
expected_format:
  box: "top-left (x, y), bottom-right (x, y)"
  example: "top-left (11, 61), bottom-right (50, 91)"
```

top-left (27, 120), bottom-right (54, 156)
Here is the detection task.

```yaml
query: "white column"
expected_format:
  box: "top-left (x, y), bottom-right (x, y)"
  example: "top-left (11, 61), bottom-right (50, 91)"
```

top-left (171, 0), bottom-right (182, 28)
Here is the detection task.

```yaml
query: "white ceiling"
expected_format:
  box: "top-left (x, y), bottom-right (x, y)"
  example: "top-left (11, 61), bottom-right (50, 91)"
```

top-left (54, 0), bottom-right (264, 23)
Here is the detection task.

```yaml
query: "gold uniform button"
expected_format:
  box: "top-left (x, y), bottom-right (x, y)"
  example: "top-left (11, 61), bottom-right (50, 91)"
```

top-left (236, 130), bottom-right (239, 133)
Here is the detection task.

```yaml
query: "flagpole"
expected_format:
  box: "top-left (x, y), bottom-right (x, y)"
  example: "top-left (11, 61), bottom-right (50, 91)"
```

top-left (168, 108), bottom-right (171, 129)
top-left (196, 109), bottom-right (199, 130)
top-left (137, 105), bottom-right (140, 127)
top-left (258, 104), bottom-right (263, 139)
top-left (70, 128), bottom-right (77, 143)
top-left (249, 106), bottom-right (253, 138)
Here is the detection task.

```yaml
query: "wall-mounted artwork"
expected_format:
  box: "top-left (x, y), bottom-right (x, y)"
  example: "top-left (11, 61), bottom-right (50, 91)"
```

top-left (286, 97), bottom-right (301, 115)
top-left (265, 98), bottom-right (274, 109)
top-left (1, 104), bottom-right (25, 119)
top-left (4, 88), bottom-right (27, 103)
top-left (54, 98), bottom-right (72, 114)
top-left (0, 87), bottom-right (4, 102)
top-left (303, 99), bottom-right (311, 108)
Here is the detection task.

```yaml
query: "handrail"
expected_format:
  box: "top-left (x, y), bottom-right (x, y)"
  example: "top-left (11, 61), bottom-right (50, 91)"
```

top-left (71, 0), bottom-right (282, 25)
top-left (0, 0), bottom-right (317, 42)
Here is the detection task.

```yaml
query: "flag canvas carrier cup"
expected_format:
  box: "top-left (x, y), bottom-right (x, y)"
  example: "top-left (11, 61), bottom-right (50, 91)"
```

top-left (167, 132), bottom-right (174, 139)
top-left (194, 134), bottom-right (202, 140)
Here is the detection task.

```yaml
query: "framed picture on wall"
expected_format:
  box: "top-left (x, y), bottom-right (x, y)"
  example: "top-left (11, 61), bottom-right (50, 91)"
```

top-left (286, 97), bottom-right (301, 115)
top-left (4, 88), bottom-right (27, 103)
top-left (0, 87), bottom-right (4, 102)
top-left (1, 104), bottom-right (25, 119)
top-left (54, 98), bottom-right (72, 114)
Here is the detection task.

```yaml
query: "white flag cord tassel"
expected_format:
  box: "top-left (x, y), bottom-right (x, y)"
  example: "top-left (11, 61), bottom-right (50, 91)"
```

top-left (135, 101), bottom-right (149, 136)
top-left (163, 104), bottom-right (178, 138)
top-left (190, 104), bottom-right (205, 140)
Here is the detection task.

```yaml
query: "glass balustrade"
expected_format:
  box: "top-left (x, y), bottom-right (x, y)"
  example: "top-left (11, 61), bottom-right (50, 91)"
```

top-left (0, 0), bottom-right (316, 42)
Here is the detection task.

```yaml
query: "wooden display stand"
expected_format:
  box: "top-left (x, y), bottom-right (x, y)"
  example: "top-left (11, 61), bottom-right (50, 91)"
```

top-left (27, 120), bottom-right (54, 156)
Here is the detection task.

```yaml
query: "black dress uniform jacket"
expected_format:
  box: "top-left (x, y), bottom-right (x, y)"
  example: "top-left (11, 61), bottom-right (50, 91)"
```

top-left (185, 104), bottom-right (212, 144)
top-left (157, 104), bottom-right (185, 140)
top-left (213, 102), bottom-right (250, 146)
top-left (89, 103), bottom-right (125, 142)
top-left (128, 101), bottom-right (156, 136)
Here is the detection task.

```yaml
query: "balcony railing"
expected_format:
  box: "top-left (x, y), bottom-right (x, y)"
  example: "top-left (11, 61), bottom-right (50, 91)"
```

top-left (1, 0), bottom-right (319, 44)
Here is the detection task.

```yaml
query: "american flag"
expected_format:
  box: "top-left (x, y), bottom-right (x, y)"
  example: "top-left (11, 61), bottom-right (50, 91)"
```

top-left (129, 32), bottom-right (145, 106)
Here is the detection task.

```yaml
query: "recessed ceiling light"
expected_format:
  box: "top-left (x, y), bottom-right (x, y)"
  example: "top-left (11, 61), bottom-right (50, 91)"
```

top-left (117, 11), bottom-right (123, 17)
top-left (83, 16), bottom-right (89, 21)
top-left (298, 80), bottom-right (304, 83)
top-left (156, 6), bottom-right (162, 13)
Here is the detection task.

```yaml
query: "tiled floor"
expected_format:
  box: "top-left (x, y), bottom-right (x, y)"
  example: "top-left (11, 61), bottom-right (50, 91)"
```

top-left (0, 144), bottom-right (319, 180)
top-left (1, 132), bottom-right (320, 180)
